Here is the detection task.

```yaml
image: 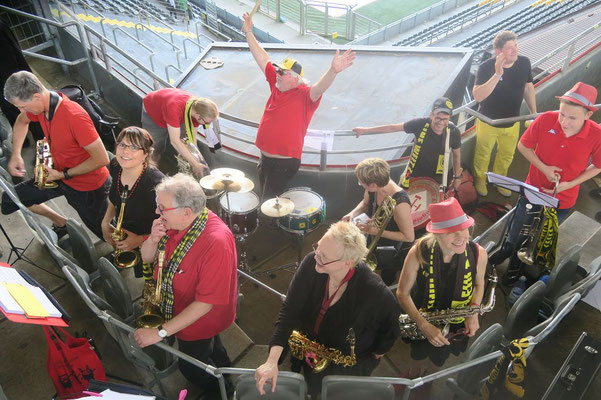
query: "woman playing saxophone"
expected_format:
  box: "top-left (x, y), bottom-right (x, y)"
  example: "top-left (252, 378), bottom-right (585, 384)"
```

top-left (101, 127), bottom-right (164, 277)
top-left (396, 197), bottom-right (487, 384)
top-left (255, 221), bottom-right (401, 397)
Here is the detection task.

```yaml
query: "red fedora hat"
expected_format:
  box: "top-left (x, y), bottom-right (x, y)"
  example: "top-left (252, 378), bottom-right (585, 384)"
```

top-left (426, 197), bottom-right (475, 234)
top-left (556, 82), bottom-right (598, 112)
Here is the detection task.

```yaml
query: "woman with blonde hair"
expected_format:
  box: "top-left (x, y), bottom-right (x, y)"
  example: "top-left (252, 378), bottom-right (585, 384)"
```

top-left (101, 126), bottom-right (164, 277)
top-left (396, 197), bottom-right (487, 383)
top-left (141, 88), bottom-right (219, 176)
top-left (343, 157), bottom-right (414, 285)
top-left (255, 221), bottom-right (400, 397)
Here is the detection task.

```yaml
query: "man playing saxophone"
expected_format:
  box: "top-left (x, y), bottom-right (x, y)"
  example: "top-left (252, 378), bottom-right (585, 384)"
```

top-left (342, 158), bottom-right (414, 285)
top-left (1, 71), bottom-right (110, 239)
top-left (396, 198), bottom-right (487, 391)
top-left (133, 174), bottom-right (237, 396)
top-left (255, 222), bottom-right (400, 397)
top-left (101, 127), bottom-right (164, 277)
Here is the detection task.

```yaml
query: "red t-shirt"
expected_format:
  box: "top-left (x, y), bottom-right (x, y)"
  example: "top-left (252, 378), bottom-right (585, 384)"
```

top-left (26, 93), bottom-right (108, 191)
top-left (142, 88), bottom-right (199, 129)
top-left (255, 62), bottom-right (322, 159)
top-left (159, 211), bottom-right (237, 340)
top-left (520, 111), bottom-right (601, 209)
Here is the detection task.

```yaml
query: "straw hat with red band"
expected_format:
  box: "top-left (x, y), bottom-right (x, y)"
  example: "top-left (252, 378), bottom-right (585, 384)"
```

top-left (426, 197), bottom-right (475, 234)
top-left (555, 82), bottom-right (598, 112)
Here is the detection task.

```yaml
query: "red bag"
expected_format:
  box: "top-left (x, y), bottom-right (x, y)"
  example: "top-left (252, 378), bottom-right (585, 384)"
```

top-left (43, 326), bottom-right (106, 398)
top-left (448, 168), bottom-right (478, 214)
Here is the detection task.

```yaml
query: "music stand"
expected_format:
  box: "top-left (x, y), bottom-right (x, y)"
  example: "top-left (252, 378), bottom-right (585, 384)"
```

top-left (486, 172), bottom-right (559, 208)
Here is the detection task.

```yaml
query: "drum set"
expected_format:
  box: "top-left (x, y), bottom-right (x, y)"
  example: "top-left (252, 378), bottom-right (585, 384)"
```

top-left (199, 168), bottom-right (326, 273)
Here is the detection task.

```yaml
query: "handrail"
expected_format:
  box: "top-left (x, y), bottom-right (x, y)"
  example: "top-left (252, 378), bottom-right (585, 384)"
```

top-left (195, 20), bottom-right (231, 42)
top-left (111, 26), bottom-right (156, 72)
top-left (238, 270), bottom-right (286, 302)
top-left (165, 64), bottom-right (183, 83)
top-left (134, 22), bottom-right (182, 68)
top-left (183, 38), bottom-right (203, 60)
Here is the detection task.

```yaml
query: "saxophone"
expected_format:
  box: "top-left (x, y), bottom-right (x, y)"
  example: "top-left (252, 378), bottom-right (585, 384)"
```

top-left (34, 139), bottom-right (58, 189)
top-left (365, 195), bottom-right (397, 271)
top-left (136, 250), bottom-right (166, 328)
top-left (175, 137), bottom-right (207, 180)
top-left (111, 185), bottom-right (140, 269)
top-left (288, 329), bottom-right (356, 373)
top-left (399, 269), bottom-right (498, 340)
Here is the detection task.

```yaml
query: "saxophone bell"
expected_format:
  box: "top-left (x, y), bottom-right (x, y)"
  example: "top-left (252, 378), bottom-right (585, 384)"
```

top-left (136, 250), bottom-right (166, 328)
top-left (365, 196), bottom-right (397, 271)
top-left (111, 185), bottom-right (140, 269)
top-left (288, 328), bottom-right (357, 373)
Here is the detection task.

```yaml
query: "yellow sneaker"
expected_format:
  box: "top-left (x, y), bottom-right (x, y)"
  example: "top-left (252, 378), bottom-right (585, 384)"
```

top-left (497, 186), bottom-right (512, 197)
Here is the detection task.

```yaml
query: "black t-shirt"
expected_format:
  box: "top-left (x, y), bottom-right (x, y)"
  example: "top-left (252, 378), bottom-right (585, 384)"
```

top-left (270, 253), bottom-right (401, 358)
top-left (475, 55), bottom-right (533, 127)
top-left (367, 190), bottom-right (411, 247)
top-left (108, 158), bottom-right (165, 236)
top-left (403, 117), bottom-right (461, 184)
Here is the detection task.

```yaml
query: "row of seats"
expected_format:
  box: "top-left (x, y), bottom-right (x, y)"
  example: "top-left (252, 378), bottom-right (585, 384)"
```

top-left (396, 3), bottom-right (489, 47)
top-left (454, 0), bottom-right (598, 49)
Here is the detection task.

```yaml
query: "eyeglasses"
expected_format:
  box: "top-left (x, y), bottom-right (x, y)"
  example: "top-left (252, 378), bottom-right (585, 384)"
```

top-left (433, 116), bottom-right (450, 123)
top-left (312, 243), bottom-right (343, 266)
top-left (155, 199), bottom-right (183, 215)
top-left (117, 142), bottom-right (142, 152)
top-left (445, 328), bottom-right (467, 342)
top-left (276, 69), bottom-right (291, 76)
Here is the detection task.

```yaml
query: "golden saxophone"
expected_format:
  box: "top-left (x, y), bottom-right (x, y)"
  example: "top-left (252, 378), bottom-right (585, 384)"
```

top-left (34, 139), bottom-right (58, 189)
top-left (111, 185), bottom-right (140, 269)
top-left (175, 136), bottom-right (207, 180)
top-left (288, 329), bottom-right (356, 373)
top-left (399, 270), bottom-right (498, 340)
top-left (365, 195), bottom-right (397, 271)
top-left (136, 249), bottom-right (166, 328)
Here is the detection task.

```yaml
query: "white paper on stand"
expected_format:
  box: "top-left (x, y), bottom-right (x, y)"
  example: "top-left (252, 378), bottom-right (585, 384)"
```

top-left (304, 129), bottom-right (334, 152)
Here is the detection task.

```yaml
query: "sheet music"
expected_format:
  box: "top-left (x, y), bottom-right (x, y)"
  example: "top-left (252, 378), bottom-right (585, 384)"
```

top-left (486, 172), bottom-right (559, 208)
top-left (0, 267), bottom-right (62, 318)
top-left (79, 389), bottom-right (155, 399)
top-left (304, 129), bottom-right (334, 151)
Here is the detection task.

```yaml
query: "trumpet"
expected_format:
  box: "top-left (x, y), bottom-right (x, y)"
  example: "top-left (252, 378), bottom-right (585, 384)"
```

top-left (34, 139), bottom-right (58, 189)
top-left (111, 185), bottom-right (140, 269)
top-left (365, 195), bottom-right (397, 271)
top-left (136, 250), bottom-right (165, 328)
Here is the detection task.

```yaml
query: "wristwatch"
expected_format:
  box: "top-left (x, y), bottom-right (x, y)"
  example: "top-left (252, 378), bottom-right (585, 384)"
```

top-left (63, 169), bottom-right (72, 180)
top-left (157, 325), bottom-right (168, 338)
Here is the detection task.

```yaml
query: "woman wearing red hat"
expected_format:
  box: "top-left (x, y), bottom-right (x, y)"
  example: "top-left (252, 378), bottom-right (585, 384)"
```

top-left (396, 197), bottom-right (487, 376)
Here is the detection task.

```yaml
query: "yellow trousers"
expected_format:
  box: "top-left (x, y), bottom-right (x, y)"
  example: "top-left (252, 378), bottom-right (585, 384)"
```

top-left (473, 119), bottom-right (520, 184)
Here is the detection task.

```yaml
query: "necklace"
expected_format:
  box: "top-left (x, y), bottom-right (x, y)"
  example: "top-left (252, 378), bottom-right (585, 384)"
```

top-left (117, 164), bottom-right (146, 199)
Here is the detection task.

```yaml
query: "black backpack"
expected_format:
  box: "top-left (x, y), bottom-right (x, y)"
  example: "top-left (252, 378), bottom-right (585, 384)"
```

top-left (58, 85), bottom-right (120, 146)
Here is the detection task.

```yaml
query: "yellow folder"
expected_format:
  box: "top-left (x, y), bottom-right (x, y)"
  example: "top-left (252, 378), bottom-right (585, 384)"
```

top-left (2, 283), bottom-right (50, 318)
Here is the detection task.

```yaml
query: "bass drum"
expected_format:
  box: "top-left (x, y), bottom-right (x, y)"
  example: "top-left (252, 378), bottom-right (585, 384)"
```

top-left (406, 177), bottom-right (443, 229)
top-left (219, 191), bottom-right (260, 236)
top-left (277, 187), bottom-right (326, 233)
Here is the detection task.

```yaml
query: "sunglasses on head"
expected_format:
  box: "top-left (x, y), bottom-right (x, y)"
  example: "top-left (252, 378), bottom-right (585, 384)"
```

top-left (276, 68), bottom-right (291, 76)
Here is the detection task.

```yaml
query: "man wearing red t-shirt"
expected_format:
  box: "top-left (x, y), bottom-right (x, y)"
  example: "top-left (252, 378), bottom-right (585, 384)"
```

top-left (2, 71), bottom-right (110, 239)
top-left (493, 82), bottom-right (601, 284)
top-left (242, 12), bottom-right (356, 200)
top-left (134, 174), bottom-right (237, 395)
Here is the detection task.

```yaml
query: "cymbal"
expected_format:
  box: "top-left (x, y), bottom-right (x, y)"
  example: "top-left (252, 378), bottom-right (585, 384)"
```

top-left (210, 168), bottom-right (244, 181)
top-left (261, 197), bottom-right (295, 217)
top-left (199, 175), bottom-right (254, 193)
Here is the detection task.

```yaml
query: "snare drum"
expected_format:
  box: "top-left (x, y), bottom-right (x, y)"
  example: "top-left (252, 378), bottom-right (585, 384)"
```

top-left (219, 192), bottom-right (260, 236)
top-left (406, 177), bottom-right (443, 229)
top-left (277, 188), bottom-right (326, 233)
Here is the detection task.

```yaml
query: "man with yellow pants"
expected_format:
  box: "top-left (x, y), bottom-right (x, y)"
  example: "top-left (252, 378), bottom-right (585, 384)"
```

top-left (472, 31), bottom-right (536, 197)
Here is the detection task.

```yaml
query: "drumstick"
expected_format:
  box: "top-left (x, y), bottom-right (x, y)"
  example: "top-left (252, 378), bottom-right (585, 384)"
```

top-left (250, 0), bottom-right (262, 18)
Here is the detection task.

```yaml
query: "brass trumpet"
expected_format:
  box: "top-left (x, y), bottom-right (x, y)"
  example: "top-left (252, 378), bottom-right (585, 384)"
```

top-left (111, 185), bottom-right (140, 269)
top-left (136, 250), bottom-right (165, 328)
top-left (365, 195), bottom-right (397, 271)
top-left (34, 139), bottom-right (58, 189)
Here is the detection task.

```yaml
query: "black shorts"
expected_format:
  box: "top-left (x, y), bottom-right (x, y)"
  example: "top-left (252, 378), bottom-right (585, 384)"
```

top-left (407, 323), bottom-right (469, 367)
top-left (1, 177), bottom-right (110, 239)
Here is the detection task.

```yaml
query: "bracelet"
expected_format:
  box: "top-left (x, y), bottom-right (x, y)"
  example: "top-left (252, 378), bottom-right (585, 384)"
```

top-left (63, 169), bottom-right (72, 180)
top-left (453, 175), bottom-right (463, 180)
top-left (494, 73), bottom-right (503, 80)
top-left (470, 303), bottom-right (480, 307)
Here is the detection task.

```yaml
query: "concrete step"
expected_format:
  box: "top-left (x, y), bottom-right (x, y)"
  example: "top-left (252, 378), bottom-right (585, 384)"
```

top-left (222, 321), bottom-right (254, 364)
top-left (557, 211), bottom-right (601, 270)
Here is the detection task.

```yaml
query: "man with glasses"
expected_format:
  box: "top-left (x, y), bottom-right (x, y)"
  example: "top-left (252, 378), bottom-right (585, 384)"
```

top-left (242, 11), bottom-right (356, 200)
top-left (1, 71), bottom-right (110, 239)
top-left (354, 97), bottom-right (463, 192)
top-left (134, 173), bottom-right (237, 396)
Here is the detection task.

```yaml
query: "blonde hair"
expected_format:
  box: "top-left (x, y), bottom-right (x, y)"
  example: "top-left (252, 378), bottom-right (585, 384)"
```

top-left (414, 233), bottom-right (436, 267)
top-left (355, 158), bottom-right (390, 187)
top-left (325, 221), bottom-right (368, 265)
top-left (189, 97), bottom-right (219, 120)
